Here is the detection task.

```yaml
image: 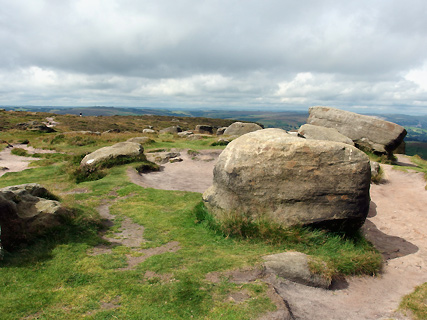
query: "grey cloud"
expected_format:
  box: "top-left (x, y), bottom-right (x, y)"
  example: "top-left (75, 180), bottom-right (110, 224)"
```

top-left (0, 0), bottom-right (426, 113)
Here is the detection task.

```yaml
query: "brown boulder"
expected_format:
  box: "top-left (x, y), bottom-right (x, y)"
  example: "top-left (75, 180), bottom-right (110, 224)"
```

top-left (307, 106), bottom-right (406, 154)
top-left (0, 184), bottom-right (69, 248)
top-left (203, 129), bottom-right (371, 230)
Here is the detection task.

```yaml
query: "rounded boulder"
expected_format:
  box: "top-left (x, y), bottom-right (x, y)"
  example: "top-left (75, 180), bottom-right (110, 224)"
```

top-left (202, 128), bottom-right (371, 230)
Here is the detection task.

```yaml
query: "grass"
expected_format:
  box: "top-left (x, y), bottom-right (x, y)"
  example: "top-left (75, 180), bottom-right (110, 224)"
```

top-left (0, 110), bottom-right (397, 318)
top-left (0, 158), bottom-right (384, 319)
top-left (400, 283), bottom-right (427, 320)
top-left (392, 155), bottom-right (427, 189)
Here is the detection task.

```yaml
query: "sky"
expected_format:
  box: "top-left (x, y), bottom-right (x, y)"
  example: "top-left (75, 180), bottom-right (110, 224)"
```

top-left (1, 0), bottom-right (427, 115)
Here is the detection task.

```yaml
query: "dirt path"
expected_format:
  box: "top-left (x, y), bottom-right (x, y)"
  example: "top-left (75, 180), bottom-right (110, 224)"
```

top-left (1, 142), bottom-right (425, 318)
top-left (130, 152), bottom-right (427, 319)
top-left (128, 149), bottom-right (222, 193)
top-left (0, 144), bottom-right (56, 178)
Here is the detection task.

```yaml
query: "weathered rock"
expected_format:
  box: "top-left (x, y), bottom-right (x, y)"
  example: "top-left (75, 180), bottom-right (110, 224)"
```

top-left (178, 131), bottom-right (194, 137)
top-left (195, 125), bottom-right (214, 134)
top-left (298, 124), bottom-right (354, 146)
top-left (126, 137), bottom-right (153, 145)
top-left (17, 121), bottom-right (56, 133)
top-left (223, 122), bottom-right (263, 136)
top-left (216, 127), bottom-right (228, 135)
top-left (103, 129), bottom-right (121, 134)
top-left (81, 142), bottom-right (144, 167)
top-left (263, 252), bottom-right (331, 288)
top-left (307, 106), bottom-right (407, 154)
top-left (0, 184), bottom-right (69, 248)
top-left (143, 129), bottom-right (156, 134)
top-left (203, 128), bottom-right (371, 230)
top-left (159, 126), bottom-right (182, 134)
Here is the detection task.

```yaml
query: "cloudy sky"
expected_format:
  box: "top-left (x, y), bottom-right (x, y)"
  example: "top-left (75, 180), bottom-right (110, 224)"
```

top-left (1, 0), bottom-right (427, 114)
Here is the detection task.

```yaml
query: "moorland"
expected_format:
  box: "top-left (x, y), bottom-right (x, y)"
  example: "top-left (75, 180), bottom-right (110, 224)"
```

top-left (0, 108), bottom-right (427, 319)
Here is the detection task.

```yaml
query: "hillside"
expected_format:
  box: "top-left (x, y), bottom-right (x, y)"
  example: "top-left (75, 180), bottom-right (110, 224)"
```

top-left (1, 110), bottom-right (427, 319)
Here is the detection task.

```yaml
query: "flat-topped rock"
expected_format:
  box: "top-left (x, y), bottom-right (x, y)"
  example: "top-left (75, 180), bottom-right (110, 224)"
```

top-left (307, 106), bottom-right (406, 154)
top-left (81, 142), bottom-right (144, 167)
top-left (223, 122), bottom-right (263, 136)
top-left (298, 124), bottom-right (354, 146)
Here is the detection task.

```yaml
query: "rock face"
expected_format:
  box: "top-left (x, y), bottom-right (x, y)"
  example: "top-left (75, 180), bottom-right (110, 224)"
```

top-left (17, 121), bottom-right (56, 133)
top-left (195, 125), bottom-right (214, 134)
top-left (307, 106), bottom-right (406, 154)
top-left (0, 184), bottom-right (69, 248)
top-left (203, 129), bottom-right (371, 230)
top-left (263, 252), bottom-right (331, 288)
top-left (216, 127), bottom-right (227, 135)
top-left (298, 124), bottom-right (354, 146)
top-left (223, 122), bottom-right (263, 136)
top-left (159, 126), bottom-right (182, 134)
top-left (81, 142), bottom-right (144, 167)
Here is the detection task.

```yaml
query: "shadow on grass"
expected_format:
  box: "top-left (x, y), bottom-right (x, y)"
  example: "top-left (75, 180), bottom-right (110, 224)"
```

top-left (0, 208), bottom-right (102, 268)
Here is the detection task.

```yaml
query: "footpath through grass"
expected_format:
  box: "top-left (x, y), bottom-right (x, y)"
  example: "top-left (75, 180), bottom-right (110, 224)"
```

top-left (0, 126), bottom-right (385, 319)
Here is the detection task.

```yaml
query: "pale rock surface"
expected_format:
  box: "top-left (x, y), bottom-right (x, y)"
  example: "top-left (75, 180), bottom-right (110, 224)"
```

top-left (223, 122), bottom-right (263, 136)
top-left (308, 106), bottom-right (406, 154)
top-left (298, 123), bottom-right (354, 146)
top-left (203, 128), bottom-right (371, 230)
top-left (263, 252), bottom-right (331, 288)
top-left (81, 142), bottom-right (144, 167)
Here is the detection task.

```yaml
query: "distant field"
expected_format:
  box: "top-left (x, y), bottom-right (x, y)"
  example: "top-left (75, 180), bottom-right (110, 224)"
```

top-left (406, 141), bottom-right (427, 160)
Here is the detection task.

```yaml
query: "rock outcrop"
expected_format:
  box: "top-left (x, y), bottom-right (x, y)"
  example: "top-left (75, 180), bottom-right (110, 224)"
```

top-left (203, 128), bottom-right (371, 230)
top-left (195, 125), bottom-right (214, 135)
top-left (0, 184), bottom-right (69, 248)
top-left (307, 106), bottom-right (406, 154)
top-left (298, 124), bottom-right (354, 146)
top-left (81, 142), bottom-right (144, 167)
top-left (223, 122), bottom-right (263, 136)
top-left (159, 126), bottom-right (182, 134)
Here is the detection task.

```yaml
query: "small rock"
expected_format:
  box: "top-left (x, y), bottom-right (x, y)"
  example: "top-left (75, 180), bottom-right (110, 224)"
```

top-left (263, 252), bottom-right (331, 288)
top-left (223, 122), bottom-right (263, 136)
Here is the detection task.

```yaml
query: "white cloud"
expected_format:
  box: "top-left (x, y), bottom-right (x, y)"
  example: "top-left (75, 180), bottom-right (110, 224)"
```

top-left (0, 0), bottom-right (426, 113)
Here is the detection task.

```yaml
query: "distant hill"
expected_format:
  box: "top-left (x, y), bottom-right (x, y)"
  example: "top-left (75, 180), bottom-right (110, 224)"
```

top-left (3, 106), bottom-right (427, 142)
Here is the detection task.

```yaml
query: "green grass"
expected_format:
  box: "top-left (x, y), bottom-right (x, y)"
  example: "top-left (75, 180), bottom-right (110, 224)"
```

top-left (400, 283), bottom-right (427, 320)
top-left (0, 159), bottom-right (383, 319)
top-left (0, 113), bottom-right (388, 318)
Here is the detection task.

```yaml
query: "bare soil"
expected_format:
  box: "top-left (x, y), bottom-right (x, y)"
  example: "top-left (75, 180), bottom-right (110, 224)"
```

top-left (0, 144), bottom-right (56, 178)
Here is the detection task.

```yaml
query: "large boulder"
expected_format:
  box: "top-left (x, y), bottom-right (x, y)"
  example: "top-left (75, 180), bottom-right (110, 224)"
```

top-left (307, 107), bottom-right (406, 154)
top-left (298, 124), bottom-right (354, 146)
top-left (223, 122), bottom-right (263, 136)
top-left (81, 142), bottom-right (144, 167)
top-left (0, 184), bottom-right (69, 248)
top-left (203, 129), bottom-right (371, 230)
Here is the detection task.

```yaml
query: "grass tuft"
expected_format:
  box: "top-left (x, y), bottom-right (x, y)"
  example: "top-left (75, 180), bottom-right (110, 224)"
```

top-left (194, 202), bottom-right (382, 278)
